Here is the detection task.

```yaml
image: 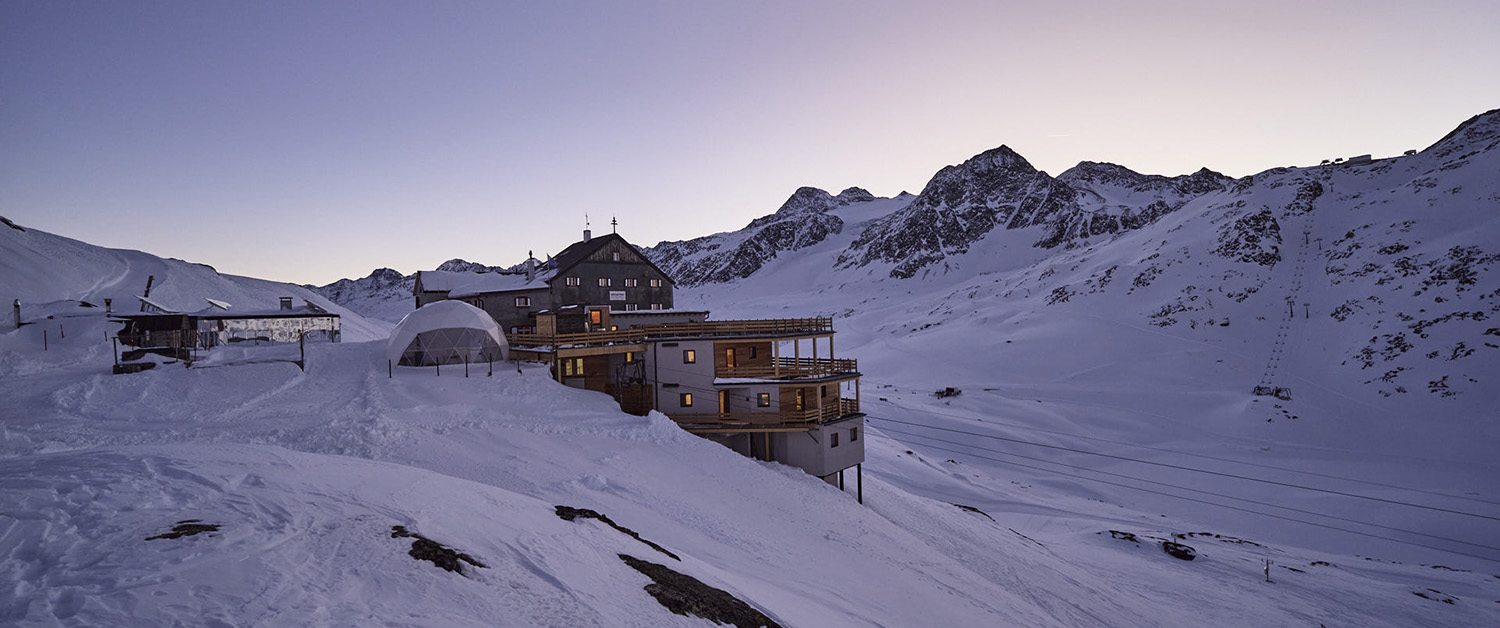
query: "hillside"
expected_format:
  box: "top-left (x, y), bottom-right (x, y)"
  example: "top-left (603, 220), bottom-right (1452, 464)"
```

top-left (0, 219), bottom-right (391, 342)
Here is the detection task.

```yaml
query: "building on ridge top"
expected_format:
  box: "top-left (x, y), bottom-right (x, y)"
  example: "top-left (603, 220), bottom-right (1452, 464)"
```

top-left (413, 228), bottom-right (866, 494)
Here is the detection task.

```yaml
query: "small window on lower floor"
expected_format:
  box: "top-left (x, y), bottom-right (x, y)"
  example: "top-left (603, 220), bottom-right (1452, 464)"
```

top-left (850, 427), bottom-right (859, 442)
top-left (830, 431), bottom-right (840, 448)
top-left (757, 392), bottom-right (771, 407)
top-left (680, 392), bottom-right (693, 407)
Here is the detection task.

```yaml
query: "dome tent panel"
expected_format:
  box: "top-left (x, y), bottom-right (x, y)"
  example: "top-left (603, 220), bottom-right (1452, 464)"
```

top-left (386, 300), bottom-right (508, 367)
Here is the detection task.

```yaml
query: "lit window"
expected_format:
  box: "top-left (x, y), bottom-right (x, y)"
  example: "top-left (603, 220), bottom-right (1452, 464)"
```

top-left (566, 276), bottom-right (580, 286)
top-left (757, 393), bottom-right (771, 407)
top-left (795, 389), bottom-right (805, 411)
top-left (598, 277), bottom-right (611, 287)
top-left (680, 393), bottom-right (693, 407)
top-left (850, 427), bottom-right (859, 442)
top-left (590, 310), bottom-right (602, 325)
top-left (515, 296), bottom-right (531, 307)
top-left (563, 357), bottom-right (585, 377)
top-left (683, 349), bottom-right (696, 364)
top-left (624, 278), bottom-right (638, 287)
top-left (831, 432), bottom-right (840, 448)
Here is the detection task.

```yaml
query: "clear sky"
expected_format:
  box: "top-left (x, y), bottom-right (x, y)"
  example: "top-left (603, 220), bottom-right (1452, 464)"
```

top-left (4, 1), bottom-right (1497, 285)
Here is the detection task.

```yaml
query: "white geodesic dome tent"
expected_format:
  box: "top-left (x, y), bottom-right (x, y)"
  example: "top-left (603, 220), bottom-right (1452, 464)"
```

top-left (386, 300), bottom-right (508, 367)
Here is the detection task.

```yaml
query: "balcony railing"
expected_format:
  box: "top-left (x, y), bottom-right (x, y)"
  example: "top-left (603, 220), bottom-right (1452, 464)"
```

top-left (644, 318), bottom-right (832, 338)
top-left (507, 317), bottom-right (835, 350)
top-left (717, 357), bottom-right (858, 380)
top-left (666, 397), bottom-right (860, 432)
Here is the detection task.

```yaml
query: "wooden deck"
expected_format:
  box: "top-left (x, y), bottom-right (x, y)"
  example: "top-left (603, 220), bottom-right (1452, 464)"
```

top-left (666, 398), bottom-right (861, 433)
top-left (717, 357), bottom-right (858, 380)
top-left (507, 317), bottom-right (835, 350)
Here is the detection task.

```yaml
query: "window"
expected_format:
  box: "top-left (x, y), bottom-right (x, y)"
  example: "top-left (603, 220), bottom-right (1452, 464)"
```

top-left (624, 303), bottom-right (638, 311)
top-left (821, 385), bottom-right (828, 398)
top-left (749, 346), bottom-right (757, 359)
top-left (511, 325), bottom-right (535, 334)
top-left (649, 279), bottom-right (662, 288)
top-left (831, 432), bottom-right (840, 448)
top-left (757, 393), bottom-right (771, 407)
top-left (612, 251), bottom-right (621, 262)
top-left (683, 349), bottom-right (696, 364)
top-left (624, 278), bottom-right (638, 288)
top-left (590, 310), bottom-right (602, 325)
top-left (471, 298), bottom-right (484, 309)
top-left (566, 276), bottom-right (580, 286)
top-left (514, 296), bottom-right (531, 307)
top-left (650, 303), bottom-right (663, 310)
top-left (850, 427), bottom-right (859, 442)
top-left (726, 348), bottom-right (736, 368)
top-left (795, 389), bottom-right (805, 411)
top-left (598, 277), bottom-right (611, 287)
top-left (562, 357), bottom-right (584, 377)
top-left (680, 393), bottom-right (693, 407)
top-left (625, 352), bottom-right (634, 363)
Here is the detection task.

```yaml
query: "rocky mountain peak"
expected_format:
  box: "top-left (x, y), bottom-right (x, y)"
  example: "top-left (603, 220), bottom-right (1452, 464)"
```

top-left (1424, 107), bottom-right (1500, 154)
top-left (835, 187), bottom-right (876, 204)
top-left (435, 259), bottom-right (504, 274)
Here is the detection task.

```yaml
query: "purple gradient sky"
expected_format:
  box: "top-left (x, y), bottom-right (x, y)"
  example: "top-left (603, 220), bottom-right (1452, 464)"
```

top-left (4, 1), bottom-right (1497, 285)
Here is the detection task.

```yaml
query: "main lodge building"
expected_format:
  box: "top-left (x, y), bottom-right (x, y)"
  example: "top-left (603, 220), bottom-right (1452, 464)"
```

top-left (413, 228), bottom-right (867, 494)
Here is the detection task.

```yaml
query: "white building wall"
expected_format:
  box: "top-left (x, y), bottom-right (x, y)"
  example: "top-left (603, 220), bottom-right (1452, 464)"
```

top-left (647, 339), bottom-right (716, 412)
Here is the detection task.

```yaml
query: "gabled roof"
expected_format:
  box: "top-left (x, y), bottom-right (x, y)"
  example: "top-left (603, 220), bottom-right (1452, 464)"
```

top-left (416, 269), bottom-right (554, 298)
top-left (547, 233), bottom-right (675, 285)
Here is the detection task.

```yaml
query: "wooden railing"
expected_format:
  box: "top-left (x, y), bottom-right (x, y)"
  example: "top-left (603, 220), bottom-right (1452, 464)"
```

top-left (508, 329), bottom-right (646, 348)
top-left (666, 398), bottom-right (860, 431)
top-left (717, 357), bottom-right (858, 379)
top-left (644, 318), bottom-right (832, 337)
top-left (508, 317), bottom-right (835, 350)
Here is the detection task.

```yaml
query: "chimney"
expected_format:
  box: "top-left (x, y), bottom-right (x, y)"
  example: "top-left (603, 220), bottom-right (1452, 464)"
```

top-left (280, 297), bottom-right (293, 311)
top-left (526, 250), bottom-right (535, 282)
top-left (12, 299), bottom-right (19, 330)
top-left (583, 228), bottom-right (591, 242)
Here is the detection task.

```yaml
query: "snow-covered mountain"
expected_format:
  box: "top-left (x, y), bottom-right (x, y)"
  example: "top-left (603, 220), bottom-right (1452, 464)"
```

top-left (5, 110), bottom-right (1498, 627)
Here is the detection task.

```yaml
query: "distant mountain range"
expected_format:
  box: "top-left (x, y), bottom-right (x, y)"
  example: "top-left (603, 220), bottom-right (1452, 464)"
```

top-left (310, 109), bottom-right (1499, 404)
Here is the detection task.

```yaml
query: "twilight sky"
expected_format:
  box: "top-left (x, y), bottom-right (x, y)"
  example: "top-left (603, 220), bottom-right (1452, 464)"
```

top-left (3, 1), bottom-right (1498, 285)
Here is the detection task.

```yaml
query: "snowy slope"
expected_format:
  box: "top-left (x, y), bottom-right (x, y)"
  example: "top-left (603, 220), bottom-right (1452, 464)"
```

top-left (3, 316), bottom-right (1496, 627)
top-left (664, 111), bottom-right (1500, 573)
top-left (0, 219), bottom-right (391, 342)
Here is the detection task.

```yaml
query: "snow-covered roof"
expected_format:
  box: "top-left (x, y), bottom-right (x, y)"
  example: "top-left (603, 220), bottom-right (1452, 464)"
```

top-left (417, 270), bottom-right (553, 298)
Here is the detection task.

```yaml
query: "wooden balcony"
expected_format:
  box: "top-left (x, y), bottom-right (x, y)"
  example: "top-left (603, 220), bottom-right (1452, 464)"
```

top-left (716, 357), bottom-right (858, 380)
top-left (507, 317), bottom-right (835, 350)
top-left (643, 318), bottom-right (832, 338)
top-left (666, 398), bottom-right (861, 433)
